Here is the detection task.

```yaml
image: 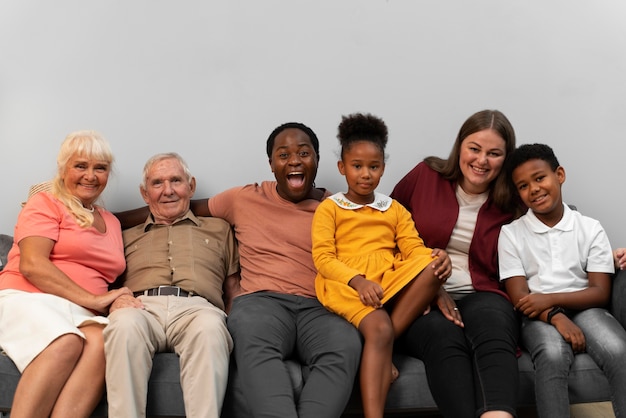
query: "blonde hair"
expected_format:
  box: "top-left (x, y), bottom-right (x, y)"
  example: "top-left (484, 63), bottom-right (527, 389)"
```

top-left (51, 130), bottom-right (114, 228)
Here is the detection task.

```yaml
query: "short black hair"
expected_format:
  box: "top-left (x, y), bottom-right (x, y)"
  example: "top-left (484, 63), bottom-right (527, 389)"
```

top-left (337, 113), bottom-right (388, 158)
top-left (506, 143), bottom-right (560, 178)
top-left (266, 122), bottom-right (320, 158)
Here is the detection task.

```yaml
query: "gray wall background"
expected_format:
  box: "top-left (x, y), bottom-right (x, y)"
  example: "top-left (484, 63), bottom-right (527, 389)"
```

top-left (1, 1), bottom-right (625, 247)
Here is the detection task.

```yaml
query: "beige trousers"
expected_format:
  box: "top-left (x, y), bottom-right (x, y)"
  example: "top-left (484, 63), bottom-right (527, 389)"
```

top-left (104, 295), bottom-right (233, 418)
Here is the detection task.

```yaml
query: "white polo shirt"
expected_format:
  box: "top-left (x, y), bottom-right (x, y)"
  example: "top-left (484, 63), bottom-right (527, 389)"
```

top-left (498, 203), bottom-right (614, 294)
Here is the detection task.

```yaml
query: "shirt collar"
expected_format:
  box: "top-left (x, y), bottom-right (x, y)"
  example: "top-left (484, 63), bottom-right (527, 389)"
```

top-left (524, 202), bottom-right (574, 233)
top-left (142, 209), bottom-right (200, 231)
top-left (328, 192), bottom-right (392, 212)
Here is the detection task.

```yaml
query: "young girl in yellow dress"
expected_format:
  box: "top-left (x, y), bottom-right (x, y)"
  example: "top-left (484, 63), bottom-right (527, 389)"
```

top-left (312, 113), bottom-right (451, 418)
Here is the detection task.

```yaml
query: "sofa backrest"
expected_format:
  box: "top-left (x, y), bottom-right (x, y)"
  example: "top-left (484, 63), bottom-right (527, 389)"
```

top-left (1, 181), bottom-right (52, 270)
top-left (0, 234), bottom-right (13, 270)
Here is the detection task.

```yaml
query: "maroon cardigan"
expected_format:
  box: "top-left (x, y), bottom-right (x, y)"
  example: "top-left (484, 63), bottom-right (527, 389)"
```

top-left (390, 162), bottom-right (514, 299)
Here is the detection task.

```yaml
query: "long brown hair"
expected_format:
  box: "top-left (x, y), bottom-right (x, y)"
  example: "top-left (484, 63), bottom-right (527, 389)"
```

top-left (424, 109), bottom-right (517, 213)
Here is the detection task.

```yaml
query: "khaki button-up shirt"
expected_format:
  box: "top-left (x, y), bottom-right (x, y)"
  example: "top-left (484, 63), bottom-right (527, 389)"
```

top-left (121, 211), bottom-right (239, 311)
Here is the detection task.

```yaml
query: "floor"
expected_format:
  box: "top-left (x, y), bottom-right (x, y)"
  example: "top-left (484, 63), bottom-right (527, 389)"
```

top-left (570, 402), bottom-right (615, 418)
top-left (518, 402), bottom-right (615, 418)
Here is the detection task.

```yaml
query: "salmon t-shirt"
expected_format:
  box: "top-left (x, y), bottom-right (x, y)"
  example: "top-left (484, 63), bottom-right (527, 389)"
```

top-left (209, 181), bottom-right (326, 298)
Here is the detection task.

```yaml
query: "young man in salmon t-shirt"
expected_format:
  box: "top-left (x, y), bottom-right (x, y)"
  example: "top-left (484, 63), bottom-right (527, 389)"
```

top-left (193, 122), bottom-right (362, 418)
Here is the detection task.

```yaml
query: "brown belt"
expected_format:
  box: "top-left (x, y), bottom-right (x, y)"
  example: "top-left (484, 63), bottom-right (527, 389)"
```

top-left (134, 285), bottom-right (193, 298)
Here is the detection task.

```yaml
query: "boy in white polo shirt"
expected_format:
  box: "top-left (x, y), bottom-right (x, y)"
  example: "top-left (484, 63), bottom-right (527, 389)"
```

top-left (498, 143), bottom-right (626, 417)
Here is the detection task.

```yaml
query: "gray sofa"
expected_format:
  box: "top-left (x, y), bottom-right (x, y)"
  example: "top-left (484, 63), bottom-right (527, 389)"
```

top-left (1, 231), bottom-right (625, 417)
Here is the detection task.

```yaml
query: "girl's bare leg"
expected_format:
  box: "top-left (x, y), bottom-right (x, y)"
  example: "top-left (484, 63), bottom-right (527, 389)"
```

top-left (358, 310), bottom-right (395, 418)
top-left (51, 324), bottom-right (107, 418)
top-left (390, 261), bottom-right (442, 337)
top-left (10, 334), bottom-right (83, 418)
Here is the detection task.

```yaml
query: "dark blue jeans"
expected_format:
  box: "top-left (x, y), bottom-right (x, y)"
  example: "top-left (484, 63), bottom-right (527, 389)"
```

top-left (227, 292), bottom-right (362, 418)
top-left (398, 291), bottom-right (520, 418)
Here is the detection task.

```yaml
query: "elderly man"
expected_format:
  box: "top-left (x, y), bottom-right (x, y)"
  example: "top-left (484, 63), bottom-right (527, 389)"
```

top-left (104, 153), bottom-right (239, 418)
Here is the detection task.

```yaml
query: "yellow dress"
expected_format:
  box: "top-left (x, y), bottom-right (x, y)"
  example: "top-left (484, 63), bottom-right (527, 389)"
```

top-left (312, 192), bottom-right (435, 327)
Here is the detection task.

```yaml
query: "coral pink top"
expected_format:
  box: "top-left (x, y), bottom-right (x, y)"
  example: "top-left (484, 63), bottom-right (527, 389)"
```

top-left (0, 192), bottom-right (125, 296)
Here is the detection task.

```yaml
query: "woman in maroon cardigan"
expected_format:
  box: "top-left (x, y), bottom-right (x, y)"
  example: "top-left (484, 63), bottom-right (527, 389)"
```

top-left (391, 110), bottom-right (522, 418)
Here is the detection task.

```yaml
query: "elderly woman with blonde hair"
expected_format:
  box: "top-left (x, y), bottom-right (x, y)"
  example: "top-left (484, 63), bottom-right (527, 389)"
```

top-left (0, 131), bottom-right (131, 418)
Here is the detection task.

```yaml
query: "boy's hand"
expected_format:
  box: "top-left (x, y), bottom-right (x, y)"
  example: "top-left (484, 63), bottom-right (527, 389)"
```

top-left (515, 293), bottom-right (554, 318)
top-left (552, 314), bottom-right (586, 353)
top-left (349, 275), bottom-right (384, 308)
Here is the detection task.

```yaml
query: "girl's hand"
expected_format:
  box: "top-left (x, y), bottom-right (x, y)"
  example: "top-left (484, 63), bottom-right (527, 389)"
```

top-left (552, 314), bottom-right (586, 353)
top-left (430, 248), bottom-right (451, 281)
top-left (349, 275), bottom-right (384, 308)
top-left (434, 288), bottom-right (464, 328)
top-left (614, 248), bottom-right (626, 271)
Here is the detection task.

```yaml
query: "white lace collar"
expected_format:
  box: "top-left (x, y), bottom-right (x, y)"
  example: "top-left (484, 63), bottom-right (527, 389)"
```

top-left (328, 192), bottom-right (392, 212)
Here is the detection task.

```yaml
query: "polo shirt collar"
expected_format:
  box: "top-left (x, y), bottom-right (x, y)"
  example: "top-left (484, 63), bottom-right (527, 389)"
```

top-left (524, 203), bottom-right (574, 233)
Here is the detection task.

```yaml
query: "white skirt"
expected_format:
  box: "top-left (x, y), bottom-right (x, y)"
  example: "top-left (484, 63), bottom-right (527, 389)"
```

top-left (0, 289), bottom-right (108, 372)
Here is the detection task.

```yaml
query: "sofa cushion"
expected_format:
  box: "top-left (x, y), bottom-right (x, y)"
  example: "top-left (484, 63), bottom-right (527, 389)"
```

top-left (0, 353), bottom-right (19, 413)
top-left (146, 353), bottom-right (185, 416)
top-left (221, 357), bottom-right (305, 417)
top-left (0, 352), bottom-right (182, 417)
top-left (382, 353), bottom-right (436, 410)
top-left (516, 350), bottom-right (611, 407)
top-left (0, 346), bottom-right (615, 416)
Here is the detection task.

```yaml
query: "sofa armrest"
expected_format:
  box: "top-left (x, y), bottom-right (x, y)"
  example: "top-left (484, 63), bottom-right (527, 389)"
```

top-left (611, 269), bottom-right (626, 328)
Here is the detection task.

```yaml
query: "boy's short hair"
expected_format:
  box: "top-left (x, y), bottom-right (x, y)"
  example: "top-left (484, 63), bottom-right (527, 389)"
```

top-left (506, 143), bottom-right (560, 178)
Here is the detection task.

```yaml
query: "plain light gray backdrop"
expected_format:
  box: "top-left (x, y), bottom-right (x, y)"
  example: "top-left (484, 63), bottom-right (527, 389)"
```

top-left (1, 1), bottom-right (624, 248)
